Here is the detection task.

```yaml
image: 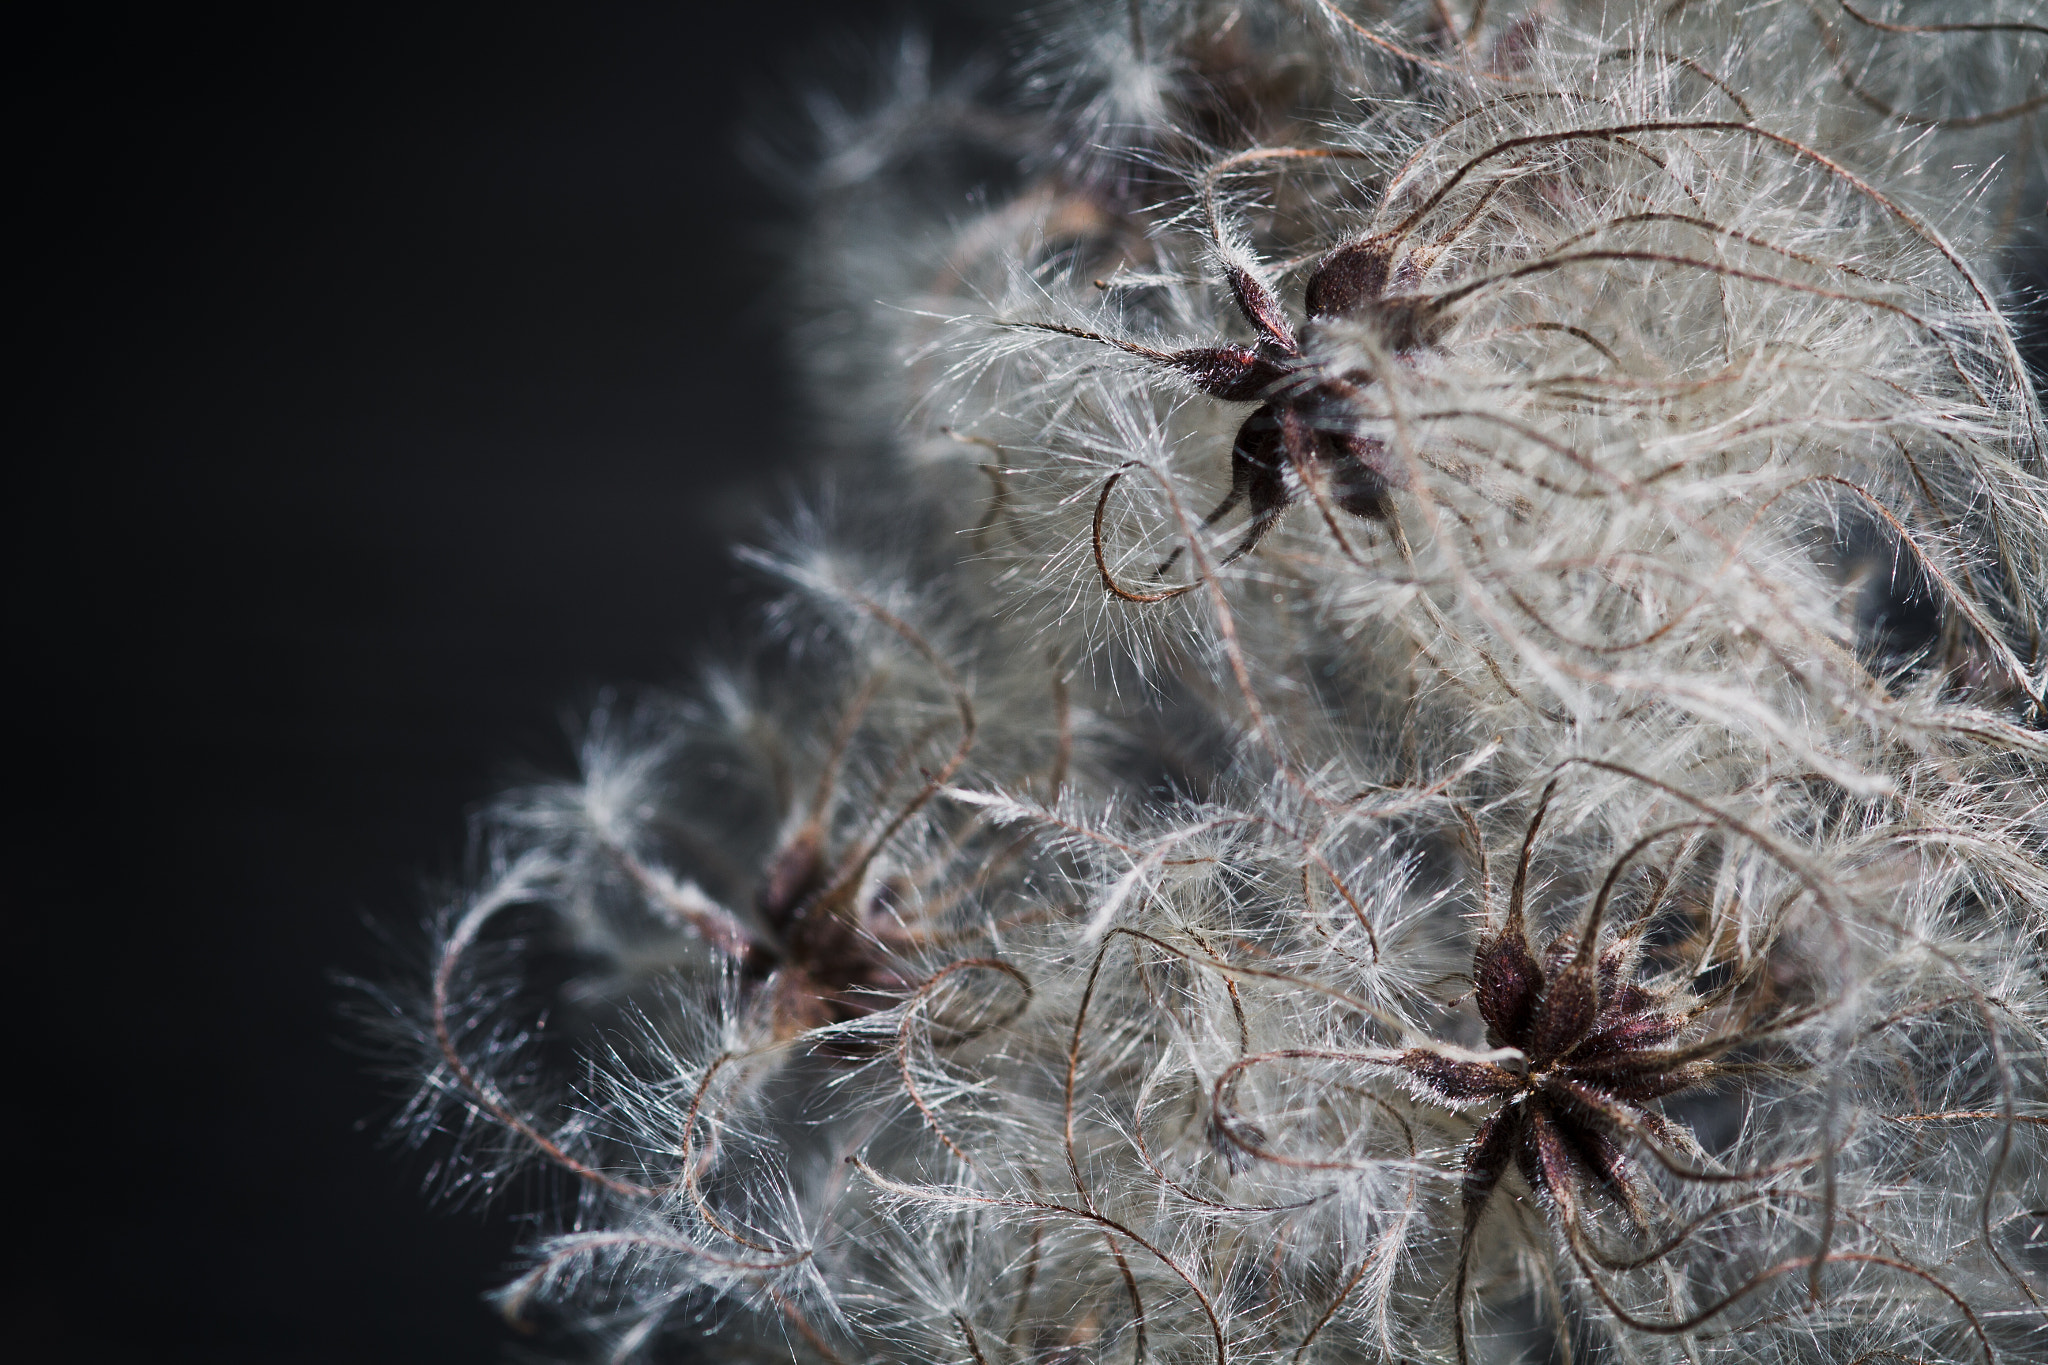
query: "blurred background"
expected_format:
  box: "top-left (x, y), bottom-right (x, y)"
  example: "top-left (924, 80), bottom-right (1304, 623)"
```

top-left (18, 3), bottom-right (2044, 1359)
top-left (23, 3), bottom-right (988, 1359)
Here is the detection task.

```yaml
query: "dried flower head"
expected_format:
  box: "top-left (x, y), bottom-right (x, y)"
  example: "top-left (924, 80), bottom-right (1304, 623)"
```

top-left (370, 3), bottom-right (2048, 1362)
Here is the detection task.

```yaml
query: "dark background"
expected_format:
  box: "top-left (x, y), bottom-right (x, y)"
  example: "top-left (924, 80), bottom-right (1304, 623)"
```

top-left (18, 5), bottom-right (2045, 1360)
top-left (23, 3), bottom-right (994, 1360)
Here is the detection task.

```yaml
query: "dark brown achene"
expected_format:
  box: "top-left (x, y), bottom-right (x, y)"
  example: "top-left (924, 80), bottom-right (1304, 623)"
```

top-left (1151, 246), bottom-right (1414, 574)
top-left (744, 819), bottom-right (914, 1043)
top-left (1445, 898), bottom-right (1710, 1233)
top-left (1380, 803), bottom-right (1732, 1364)
top-left (1035, 231), bottom-right (1434, 585)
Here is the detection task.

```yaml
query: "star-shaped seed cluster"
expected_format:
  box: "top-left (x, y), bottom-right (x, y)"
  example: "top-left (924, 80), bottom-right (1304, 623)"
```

top-left (1378, 861), bottom-right (1725, 1361)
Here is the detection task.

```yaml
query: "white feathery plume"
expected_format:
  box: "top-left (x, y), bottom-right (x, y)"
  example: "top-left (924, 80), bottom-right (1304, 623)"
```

top-left (371, 4), bottom-right (2048, 1361)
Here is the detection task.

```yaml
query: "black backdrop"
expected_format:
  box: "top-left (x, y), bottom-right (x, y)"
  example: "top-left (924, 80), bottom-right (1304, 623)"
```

top-left (20, 5), bottom-right (2045, 1360)
top-left (25, 3), bottom-right (988, 1360)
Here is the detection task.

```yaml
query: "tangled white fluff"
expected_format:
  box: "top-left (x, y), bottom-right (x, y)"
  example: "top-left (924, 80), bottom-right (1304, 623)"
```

top-left (371, 4), bottom-right (2047, 1361)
